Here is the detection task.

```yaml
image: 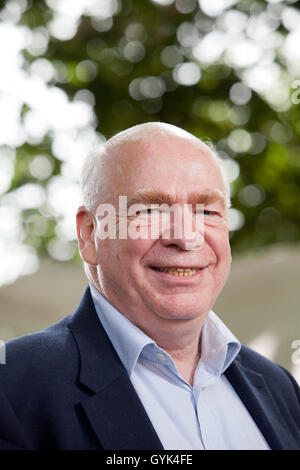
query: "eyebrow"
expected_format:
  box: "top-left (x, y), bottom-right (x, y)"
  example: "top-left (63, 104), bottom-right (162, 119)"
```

top-left (127, 188), bottom-right (227, 210)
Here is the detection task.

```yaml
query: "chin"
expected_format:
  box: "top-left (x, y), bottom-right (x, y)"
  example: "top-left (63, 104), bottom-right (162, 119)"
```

top-left (150, 296), bottom-right (210, 322)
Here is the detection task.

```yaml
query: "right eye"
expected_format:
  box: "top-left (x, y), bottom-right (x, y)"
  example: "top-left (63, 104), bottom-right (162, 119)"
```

top-left (137, 208), bottom-right (160, 216)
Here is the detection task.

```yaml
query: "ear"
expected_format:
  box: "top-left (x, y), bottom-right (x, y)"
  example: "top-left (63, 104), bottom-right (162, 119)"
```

top-left (76, 206), bottom-right (98, 266)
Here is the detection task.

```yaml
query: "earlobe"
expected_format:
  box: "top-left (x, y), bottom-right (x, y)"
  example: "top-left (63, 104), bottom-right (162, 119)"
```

top-left (76, 208), bottom-right (98, 266)
top-left (80, 239), bottom-right (98, 266)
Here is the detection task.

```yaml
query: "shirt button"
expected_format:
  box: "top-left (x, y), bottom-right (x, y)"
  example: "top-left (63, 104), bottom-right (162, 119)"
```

top-left (156, 352), bottom-right (167, 360)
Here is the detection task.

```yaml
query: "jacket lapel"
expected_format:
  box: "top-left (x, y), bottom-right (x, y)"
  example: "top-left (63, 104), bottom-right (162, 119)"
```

top-left (225, 354), bottom-right (295, 450)
top-left (80, 372), bottom-right (164, 450)
top-left (68, 287), bottom-right (163, 450)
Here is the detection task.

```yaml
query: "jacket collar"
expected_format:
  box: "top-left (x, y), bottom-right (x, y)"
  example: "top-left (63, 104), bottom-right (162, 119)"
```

top-left (225, 353), bottom-right (296, 450)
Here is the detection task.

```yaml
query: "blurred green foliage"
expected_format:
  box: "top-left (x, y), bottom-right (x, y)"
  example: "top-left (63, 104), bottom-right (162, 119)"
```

top-left (2, 0), bottom-right (300, 263)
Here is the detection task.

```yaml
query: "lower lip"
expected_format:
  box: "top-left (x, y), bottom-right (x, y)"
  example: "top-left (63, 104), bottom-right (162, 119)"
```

top-left (149, 268), bottom-right (207, 282)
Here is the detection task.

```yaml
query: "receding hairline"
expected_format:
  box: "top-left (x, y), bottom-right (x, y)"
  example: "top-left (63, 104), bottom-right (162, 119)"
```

top-left (101, 123), bottom-right (217, 164)
top-left (80, 122), bottom-right (231, 211)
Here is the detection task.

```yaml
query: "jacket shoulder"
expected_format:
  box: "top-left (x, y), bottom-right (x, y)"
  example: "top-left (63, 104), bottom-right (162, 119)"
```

top-left (237, 344), bottom-right (300, 402)
top-left (0, 315), bottom-right (78, 386)
top-left (239, 344), bottom-right (292, 374)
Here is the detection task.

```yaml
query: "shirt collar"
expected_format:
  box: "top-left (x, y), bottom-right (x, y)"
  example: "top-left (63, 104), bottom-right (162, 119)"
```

top-left (90, 284), bottom-right (154, 377)
top-left (199, 311), bottom-right (241, 376)
top-left (90, 283), bottom-right (241, 381)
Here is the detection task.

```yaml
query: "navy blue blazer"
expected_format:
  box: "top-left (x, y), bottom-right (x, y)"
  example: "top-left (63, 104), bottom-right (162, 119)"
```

top-left (0, 287), bottom-right (299, 450)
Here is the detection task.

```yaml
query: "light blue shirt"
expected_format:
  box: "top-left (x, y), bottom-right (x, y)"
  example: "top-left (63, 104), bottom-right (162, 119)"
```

top-left (90, 284), bottom-right (269, 450)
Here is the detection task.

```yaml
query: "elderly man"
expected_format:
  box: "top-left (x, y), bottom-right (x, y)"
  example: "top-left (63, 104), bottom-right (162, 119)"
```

top-left (0, 123), bottom-right (299, 450)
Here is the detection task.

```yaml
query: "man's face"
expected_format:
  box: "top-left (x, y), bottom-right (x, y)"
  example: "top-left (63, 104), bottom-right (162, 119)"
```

top-left (92, 134), bottom-right (231, 331)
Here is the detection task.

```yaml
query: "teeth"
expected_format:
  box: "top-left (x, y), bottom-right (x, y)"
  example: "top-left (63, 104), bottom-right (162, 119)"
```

top-left (154, 267), bottom-right (200, 276)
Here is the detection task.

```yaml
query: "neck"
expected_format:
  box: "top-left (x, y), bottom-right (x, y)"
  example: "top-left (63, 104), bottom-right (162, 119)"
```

top-left (165, 341), bottom-right (201, 386)
top-left (146, 326), bottom-right (202, 386)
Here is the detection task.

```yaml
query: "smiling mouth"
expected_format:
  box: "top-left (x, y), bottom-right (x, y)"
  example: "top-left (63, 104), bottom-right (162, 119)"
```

top-left (150, 267), bottom-right (202, 277)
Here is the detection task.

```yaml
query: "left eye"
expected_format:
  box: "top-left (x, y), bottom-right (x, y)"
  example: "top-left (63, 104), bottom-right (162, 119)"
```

top-left (196, 209), bottom-right (218, 216)
top-left (204, 210), bottom-right (218, 216)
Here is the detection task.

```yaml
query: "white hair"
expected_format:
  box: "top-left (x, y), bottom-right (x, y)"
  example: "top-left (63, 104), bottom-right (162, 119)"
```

top-left (80, 145), bottom-right (106, 212)
top-left (201, 139), bottom-right (232, 209)
top-left (80, 123), bottom-right (231, 212)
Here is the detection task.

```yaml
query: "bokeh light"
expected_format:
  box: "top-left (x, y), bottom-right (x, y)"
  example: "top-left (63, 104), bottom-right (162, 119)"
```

top-left (173, 62), bottom-right (201, 86)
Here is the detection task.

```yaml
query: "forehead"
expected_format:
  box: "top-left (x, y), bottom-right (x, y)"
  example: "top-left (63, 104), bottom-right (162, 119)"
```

top-left (106, 134), bottom-right (225, 200)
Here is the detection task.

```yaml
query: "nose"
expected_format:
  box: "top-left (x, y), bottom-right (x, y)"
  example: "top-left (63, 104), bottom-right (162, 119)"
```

top-left (160, 206), bottom-right (204, 251)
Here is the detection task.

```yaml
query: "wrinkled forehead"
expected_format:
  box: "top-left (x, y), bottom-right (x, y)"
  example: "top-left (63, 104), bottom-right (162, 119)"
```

top-left (103, 133), bottom-right (224, 197)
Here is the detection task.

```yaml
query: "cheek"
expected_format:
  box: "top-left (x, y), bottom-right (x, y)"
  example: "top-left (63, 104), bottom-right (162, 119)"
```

top-left (125, 239), bottom-right (156, 271)
top-left (99, 238), bottom-right (155, 270)
top-left (205, 226), bottom-right (231, 264)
